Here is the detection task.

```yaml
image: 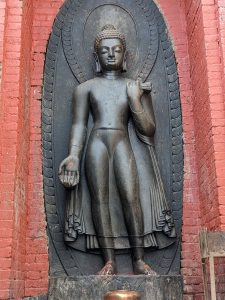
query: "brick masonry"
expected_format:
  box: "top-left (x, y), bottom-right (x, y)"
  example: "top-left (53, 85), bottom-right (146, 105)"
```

top-left (0, 0), bottom-right (225, 299)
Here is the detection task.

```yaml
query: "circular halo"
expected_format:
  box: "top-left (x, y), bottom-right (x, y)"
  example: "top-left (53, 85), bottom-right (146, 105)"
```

top-left (83, 4), bottom-right (138, 73)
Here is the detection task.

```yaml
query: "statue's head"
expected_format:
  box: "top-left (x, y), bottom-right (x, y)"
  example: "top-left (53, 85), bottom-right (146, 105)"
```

top-left (94, 25), bottom-right (127, 73)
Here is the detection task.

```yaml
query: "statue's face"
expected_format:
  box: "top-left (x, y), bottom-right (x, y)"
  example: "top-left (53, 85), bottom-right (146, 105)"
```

top-left (97, 38), bottom-right (125, 71)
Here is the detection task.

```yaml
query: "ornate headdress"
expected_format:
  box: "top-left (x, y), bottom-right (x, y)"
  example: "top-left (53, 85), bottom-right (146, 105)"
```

top-left (94, 24), bottom-right (126, 52)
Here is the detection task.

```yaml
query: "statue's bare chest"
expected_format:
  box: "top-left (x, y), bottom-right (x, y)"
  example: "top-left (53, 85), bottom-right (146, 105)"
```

top-left (89, 80), bottom-right (129, 115)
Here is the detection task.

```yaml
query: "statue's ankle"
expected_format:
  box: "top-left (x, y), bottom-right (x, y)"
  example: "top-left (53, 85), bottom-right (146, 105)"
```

top-left (133, 259), bottom-right (157, 275)
top-left (131, 246), bottom-right (144, 262)
top-left (133, 258), bottom-right (144, 268)
top-left (105, 260), bottom-right (116, 266)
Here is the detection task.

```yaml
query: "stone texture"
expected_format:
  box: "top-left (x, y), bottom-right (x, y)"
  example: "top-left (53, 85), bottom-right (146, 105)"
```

top-left (48, 275), bottom-right (183, 300)
top-left (24, 296), bottom-right (47, 300)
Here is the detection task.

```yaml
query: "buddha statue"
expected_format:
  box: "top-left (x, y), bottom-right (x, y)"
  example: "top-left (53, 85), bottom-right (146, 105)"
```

top-left (58, 25), bottom-right (176, 275)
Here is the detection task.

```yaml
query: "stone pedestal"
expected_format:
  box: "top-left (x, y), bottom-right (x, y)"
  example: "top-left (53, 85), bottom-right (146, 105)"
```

top-left (48, 275), bottom-right (183, 300)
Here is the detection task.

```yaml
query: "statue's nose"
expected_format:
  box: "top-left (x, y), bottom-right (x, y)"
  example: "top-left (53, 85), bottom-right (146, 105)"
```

top-left (108, 49), bottom-right (115, 58)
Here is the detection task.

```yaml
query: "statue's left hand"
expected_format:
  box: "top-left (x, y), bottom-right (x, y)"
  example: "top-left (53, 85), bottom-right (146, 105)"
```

top-left (58, 155), bottom-right (80, 188)
top-left (127, 80), bottom-right (144, 102)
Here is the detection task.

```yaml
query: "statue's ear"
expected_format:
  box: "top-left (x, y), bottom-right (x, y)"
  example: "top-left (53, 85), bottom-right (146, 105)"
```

top-left (93, 52), bottom-right (102, 73)
top-left (122, 51), bottom-right (127, 72)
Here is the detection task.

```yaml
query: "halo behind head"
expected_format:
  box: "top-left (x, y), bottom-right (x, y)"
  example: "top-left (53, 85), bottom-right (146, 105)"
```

top-left (94, 24), bottom-right (126, 52)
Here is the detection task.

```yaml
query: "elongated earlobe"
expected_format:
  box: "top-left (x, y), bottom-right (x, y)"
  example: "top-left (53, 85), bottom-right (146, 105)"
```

top-left (122, 51), bottom-right (127, 72)
top-left (93, 52), bottom-right (102, 73)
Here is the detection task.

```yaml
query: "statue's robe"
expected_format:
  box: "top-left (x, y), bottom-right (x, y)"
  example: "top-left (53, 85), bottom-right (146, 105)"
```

top-left (64, 113), bottom-right (176, 252)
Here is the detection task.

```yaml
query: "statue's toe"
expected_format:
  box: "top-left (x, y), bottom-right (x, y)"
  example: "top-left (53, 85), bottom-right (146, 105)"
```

top-left (97, 261), bottom-right (116, 276)
top-left (143, 265), bottom-right (157, 275)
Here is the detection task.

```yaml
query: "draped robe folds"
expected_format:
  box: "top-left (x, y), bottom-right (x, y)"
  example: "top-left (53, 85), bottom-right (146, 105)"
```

top-left (64, 96), bottom-right (176, 252)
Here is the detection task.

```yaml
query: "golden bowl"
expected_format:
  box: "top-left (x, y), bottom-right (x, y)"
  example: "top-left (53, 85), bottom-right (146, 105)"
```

top-left (104, 290), bottom-right (141, 300)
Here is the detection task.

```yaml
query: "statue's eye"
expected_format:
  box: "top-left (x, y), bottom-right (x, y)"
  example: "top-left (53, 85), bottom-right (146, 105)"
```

top-left (101, 49), bottom-right (108, 54)
top-left (115, 48), bottom-right (122, 53)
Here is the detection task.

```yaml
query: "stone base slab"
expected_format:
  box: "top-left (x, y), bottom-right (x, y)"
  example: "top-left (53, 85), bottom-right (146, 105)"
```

top-left (48, 275), bottom-right (183, 300)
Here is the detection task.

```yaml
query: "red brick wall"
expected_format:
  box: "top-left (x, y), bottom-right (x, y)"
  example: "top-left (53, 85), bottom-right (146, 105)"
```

top-left (0, 0), bottom-right (225, 299)
top-left (0, 1), bottom-right (23, 298)
top-left (182, 0), bottom-right (225, 298)
top-left (11, 0), bottom-right (33, 297)
top-left (186, 0), bottom-right (225, 229)
top-left (0, 0), bottom-right (6, 89)
top-left (216, 0), bottom-right (225, 229)
top-left (215, 3), bottom-right (225, 294)
top-left (0, 0), bottom-right (34, 298)
top-left (156, 1), bottom-right (205, 298)
top-left (25, 0), bottom-right (64, 297)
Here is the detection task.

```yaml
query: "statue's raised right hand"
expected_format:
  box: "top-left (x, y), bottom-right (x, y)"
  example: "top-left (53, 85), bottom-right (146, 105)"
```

top-left (58, 155), bottom-right (80, 188)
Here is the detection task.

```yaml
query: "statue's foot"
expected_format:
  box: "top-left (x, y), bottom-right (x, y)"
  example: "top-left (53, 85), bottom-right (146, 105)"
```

top-left (133, 259), bottom-right (157, 275)
top-left (97, 260), bottom-right (116, 275)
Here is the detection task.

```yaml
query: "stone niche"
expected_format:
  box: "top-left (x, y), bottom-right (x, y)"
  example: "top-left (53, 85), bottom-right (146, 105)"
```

top-left (42, 0), bottom-right (183, 299)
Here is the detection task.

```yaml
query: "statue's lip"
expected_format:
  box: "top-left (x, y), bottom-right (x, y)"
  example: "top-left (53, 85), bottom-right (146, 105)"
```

top-left (107, 59), bottom-right (116, 63)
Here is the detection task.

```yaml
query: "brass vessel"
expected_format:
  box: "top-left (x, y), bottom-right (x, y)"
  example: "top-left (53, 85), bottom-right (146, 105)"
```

top-left (104, 290), bottom-right (140, 300)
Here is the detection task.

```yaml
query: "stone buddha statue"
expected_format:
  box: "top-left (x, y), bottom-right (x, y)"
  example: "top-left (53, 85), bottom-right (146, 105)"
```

top-left (58, 25), bottom-right (176, 275)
